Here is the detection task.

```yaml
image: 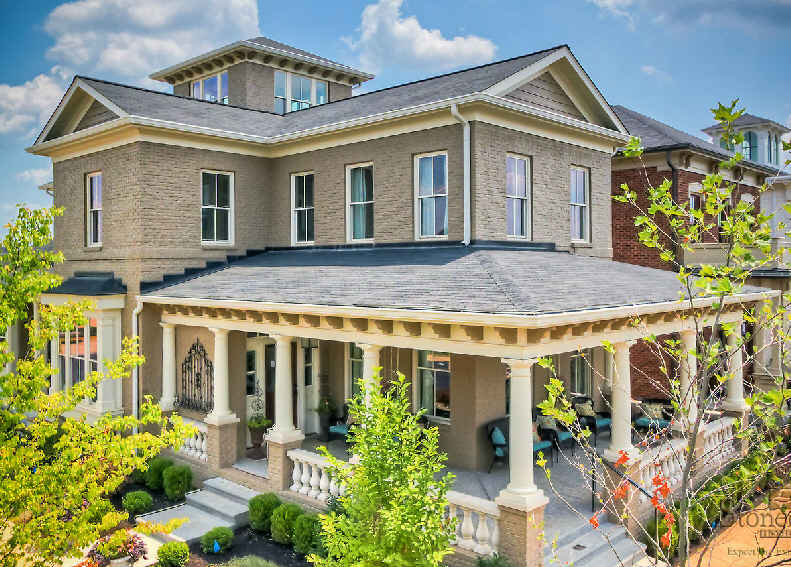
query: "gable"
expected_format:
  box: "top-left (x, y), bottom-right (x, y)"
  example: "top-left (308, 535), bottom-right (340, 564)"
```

top-left (504, 71), bottom-right (585, 121)
top-left (74, 100), bottom-right (118, 133)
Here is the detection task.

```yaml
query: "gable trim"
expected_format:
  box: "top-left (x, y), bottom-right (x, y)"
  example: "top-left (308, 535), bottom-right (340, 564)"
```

top-left (484, 46), bottom-right (627, 135)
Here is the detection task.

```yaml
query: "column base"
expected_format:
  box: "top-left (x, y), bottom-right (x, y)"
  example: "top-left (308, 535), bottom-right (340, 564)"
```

top-left (159, 397), bottom-right (176, 412)
top-left (266, 435), bottom-right (305, 491)
top-left (206, 420), bottom-right (241, 470)
top-left (495, 489), bottom-right (549, 567)
top-left (602, 446), bottom-right (640, 464)
top-left (266, 428), bottom-right (305, 445)
top-left (204, 412), bottom-right (240, 426)
top-left (722, 399), bottom-right (749, 413)
top-left (494, 487), bottom-right (548, 513)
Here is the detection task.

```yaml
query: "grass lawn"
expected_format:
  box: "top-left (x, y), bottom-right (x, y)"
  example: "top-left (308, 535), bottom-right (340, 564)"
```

top-left (186, 527), bottom-right (310, 567)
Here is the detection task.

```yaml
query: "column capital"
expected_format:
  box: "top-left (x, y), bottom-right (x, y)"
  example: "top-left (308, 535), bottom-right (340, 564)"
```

top-left (159, 321), bottom-right (175, 330)
top-left (359, 343), bottom-right (383, 354)
top-left (208, 326), bottom-right (230, 337)
top-left (269, 333), bottom-right (294, 342)
top-left (679, 328), bottom-right (697, 340)
top-left (501, 357), bottom-right (538, 374)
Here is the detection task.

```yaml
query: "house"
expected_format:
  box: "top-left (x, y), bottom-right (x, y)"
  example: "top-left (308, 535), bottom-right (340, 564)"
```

top-left (612, 106), bottom-right (790, 397)
top-left (25, 37), bottom-right (770, 566)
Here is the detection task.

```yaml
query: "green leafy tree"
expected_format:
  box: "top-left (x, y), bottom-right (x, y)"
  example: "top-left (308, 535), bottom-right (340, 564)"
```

top-left (309, 371), bottom-right (455, 567)
top-left (0, 206), bottom-right (192, 566)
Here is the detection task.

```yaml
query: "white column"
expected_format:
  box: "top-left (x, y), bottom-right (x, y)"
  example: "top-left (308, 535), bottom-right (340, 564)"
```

top-left (674, 329), bottom-right (698, 430)
top-left (723, 322), bottom-right (748, 412)
top-left (49, 337), bottom-right (60, 394)
top-left (360, 343), bottom-right (382, 405)
top-left (495, 358), bottom-right (547, 511)
top-left (267, 333), bottom-right (303, 444)
top-left (160, 322), bottom-right (176, 411)
top-left (606, 341), bottom-right (636, 461)
top-left (205, 327), bottom-right (238, 425)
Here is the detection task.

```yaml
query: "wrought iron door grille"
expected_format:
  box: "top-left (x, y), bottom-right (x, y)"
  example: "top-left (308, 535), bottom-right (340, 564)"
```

top-left (177, 339), bottom-right (214, 413)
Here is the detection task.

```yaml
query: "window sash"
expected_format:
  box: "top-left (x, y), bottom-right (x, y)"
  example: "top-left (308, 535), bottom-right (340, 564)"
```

top-left (201, 172), bottom-right (232, 243)
top-left (246, 350), bottom-right (257, 396)
top-left (86, 173), bottom-right (102, 246)
top-left (348, 165), bottom-right (374, 241)
top-left (59, 319), bottom-right (98, 387)
top-left (293, 173), bottom-right (315, 243)
top-left (569, 167), bottom-right (590, 242)
top-left (417, 351), bottom-right (451, 419)
top-left (506, 156), bottom-right (530, 238)
top-left (689, 193), bottom-right (702, 223)
top-left (416, 153), bottom-right (448, 238)
top-left (191, 72), bottom-right (229, 104)
top-left (274, 70), bottom-right (327, 114)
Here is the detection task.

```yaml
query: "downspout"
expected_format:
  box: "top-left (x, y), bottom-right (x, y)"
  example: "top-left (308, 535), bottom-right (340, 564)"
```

top-left (665, 150), bottom-right (680, 266)
top-left (131, 296), bottom-right (143, 434)
top-left (451, 104), bottom-right (471, 245)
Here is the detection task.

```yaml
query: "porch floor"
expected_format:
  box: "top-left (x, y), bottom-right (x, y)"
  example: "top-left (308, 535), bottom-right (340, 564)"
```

top-left (302, 431), bottom-right (610, 540)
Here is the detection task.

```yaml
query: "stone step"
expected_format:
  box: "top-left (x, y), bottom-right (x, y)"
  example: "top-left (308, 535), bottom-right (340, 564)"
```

top-left (185, 489), bottom-right (249, 525)
top-left (549, 520), bottom-right (644, 567)
top-left (136, 503), bottom-right (234, 544)
top-left (203, 476), bottom-right (260, 505)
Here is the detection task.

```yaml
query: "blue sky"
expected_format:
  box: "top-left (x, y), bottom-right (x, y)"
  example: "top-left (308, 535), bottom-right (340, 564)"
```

top-left (1, 0), bottom-right (789, 232)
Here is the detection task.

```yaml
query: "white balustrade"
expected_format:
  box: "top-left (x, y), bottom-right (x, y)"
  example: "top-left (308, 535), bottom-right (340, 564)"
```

top-left (637, 438), bottom-right (687, 503)
top-left (701, 417), bottom-right (737, 472)
top-left (446, 490), bottom-right (501, 557)
top-left (178, 417), bottom-right (209, 463)
top-left (288, 449), bottom-right (343, 504)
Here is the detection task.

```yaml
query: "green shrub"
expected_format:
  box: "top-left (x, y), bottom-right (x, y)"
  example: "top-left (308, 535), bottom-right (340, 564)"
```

top-left (145, 456), bottom-right (173, 492)
top-left (224, 557), bottom-right (280, 567)
top-left (162, 465), bottom-right (192, 501)
top-left (157, 541), bottom-right (190, 567)
top-left (477, 554), bottom-right (513, 567)
top-left (271, 503), bottom-right (303, 545)
top-left (121, 490), bottom-right (153, 516)
top-left (687, 502), bottom-right (707, 543)
top-left (293, 514), bottom-right (321, 554)
top-left (129, 464), bottom-right (147, 485)
top-left (85, 498), bottom-right (115, 524)
top-left (644, 512), bottom-right (678, 559)
top-left (249, 493), bottom-right (281, 534)
top-left (200, 526), bottom-right (234, 554)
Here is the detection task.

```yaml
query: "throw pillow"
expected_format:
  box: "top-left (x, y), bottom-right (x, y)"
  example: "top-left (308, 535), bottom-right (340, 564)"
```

top-left (492, 426), bottom-right (507, 446)
top-left (536, 415), bottom-right (557, 430)
top-left (643, 403), bottom-right (665, 420)
top-left (577, 402), bottom-right (595, 417)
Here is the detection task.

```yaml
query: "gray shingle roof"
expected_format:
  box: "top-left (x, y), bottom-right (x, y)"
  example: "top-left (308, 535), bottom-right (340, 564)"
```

top-left (142, 244), bottom-right (766, 316)
top-left (77, 46), bottom-right (563, 141)
top-left (703, 113), bottom-right (790, 134)
top-left (244, 37), bottom-right (361, 74)
top-left (613, 105), bottom-right (783, 175)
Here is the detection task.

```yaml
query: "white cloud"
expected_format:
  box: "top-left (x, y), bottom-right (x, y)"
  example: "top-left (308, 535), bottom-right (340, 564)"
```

top-left (586, 0), bottom-right (635, 28)
top-left (17, 167), bottom-right (53, 186)
top-left (640, 64), bottom-right (672, 81)
top-left (0, 0), bottom-right (260, 137)
top-left (345, 0), bottom-right (497, 73)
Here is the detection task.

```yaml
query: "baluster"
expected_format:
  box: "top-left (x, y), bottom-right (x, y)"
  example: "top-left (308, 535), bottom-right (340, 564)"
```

top-left (459, 508), bottom-right (475, 550)
top-left (329, 476), bottom-right (339, 499)
top-left (300, 461), bottom-right (312, 495)
top-left (309, 463), bottom-right (321, 499)
top-left (474, 512), bottom-right (493, 556)
top-left (447, 503), bottom-right (458, 544)
top-left (200, 431), bottom-right (208, 461)
top-left (491, 515), bottom-right (500, 553)
top-left (318, 468), bottom-right (330, 503)
top-left (291, 459), bottom-right (302, 492)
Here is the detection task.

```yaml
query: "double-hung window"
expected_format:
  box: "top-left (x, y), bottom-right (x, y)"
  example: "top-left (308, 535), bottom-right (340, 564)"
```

top-left (506, 154), bottom-right (531, 238)
top-left (742, 131), bottom-right (758, 161)
top-left (59, 318), bottom-right (98, 387)
top-left (415, 152), bottom-right (448, 238)
top-left (273, 70), bottom-right (328, 114)
top-left (417, 350), bottom-right (451, 420)
top-left (570, 350), bottom-right (591, 396)
top-left (292, 172), bottom-right (315, 244)
top-left (201, 171), bottom-right (233, 244)
top-left (346, 163), bottom-right (374, 241)
top-left (570, 166), bottom-right (590, 242)
top-left (191, 71), bottom-right (229, 104)
top-left (86, 172), bottom-right (102, 247)
top-left (348, 343), bottom-right (363, 400)
top-left (689, 189), bottom-right (703, 224)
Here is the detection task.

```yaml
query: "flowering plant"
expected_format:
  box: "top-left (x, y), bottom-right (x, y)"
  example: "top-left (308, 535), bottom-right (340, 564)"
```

top-left (88, 530), bottom-right (147, 564)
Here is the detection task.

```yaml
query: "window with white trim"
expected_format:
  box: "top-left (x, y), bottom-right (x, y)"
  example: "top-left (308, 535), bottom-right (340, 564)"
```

top-left (569, 166), bottom-right (590, 242)
top-left (86, 172), bottom-right (102, 247)
top-left (292, 172), bottom-right (315, 244)
top-left (570, 350), bottom-right (591, 396)
top-left (59, 319), bottom-right (99, 386)
top-left (689, 185), bottom-right (703, 224)
top-left (742, 131), bottom-right (758, 161)
top-left (415, 152), bottom-right (448, 238)
top-left (417, 350), bottom-right (451, 419)
top-left (346, 163), bottom-right (374, 241)
top-left (273, 70), bottom-right (328, 114)
top-left (201, 171), bottom-right (233, 244)
top-left (348, 343), bottom-right (363, 400)
top-left (304, 344), bottom-right (314, 387)
top-left (246, 350), bottom-right (257, 396)
top-left (506, 155), bottom-right (531, 238)
top-left (191, 71), bottom-right (229, 104)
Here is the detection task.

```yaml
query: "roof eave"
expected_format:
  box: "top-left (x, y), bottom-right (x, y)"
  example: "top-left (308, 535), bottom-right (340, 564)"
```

top-left (617, 143), bottom-right (779, 176)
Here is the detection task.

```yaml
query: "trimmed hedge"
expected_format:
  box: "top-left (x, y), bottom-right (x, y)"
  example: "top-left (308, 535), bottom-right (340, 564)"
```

top-left (271, 503), bottom-right (303, 545)
top-left (163, 465), bottom-right (192, 501)
top-left (121, 490), bottom-right (153, 516)
top-left (477, 555), bottom-right (514, 567)
top-left (293, 514), bottom-right (321, 555)
top-left (157, 541), bottom-right (190, 567)
top-left (249, 493), bottom-right (281, 534)
top-left (200, 526), bottom-right (234, 554)
top-left (145, 456), bottom-right (173, 492)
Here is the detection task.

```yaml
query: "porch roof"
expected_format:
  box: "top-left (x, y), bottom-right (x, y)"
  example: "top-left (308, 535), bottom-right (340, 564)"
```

top-left (141, 243), bottom-right (769, 316)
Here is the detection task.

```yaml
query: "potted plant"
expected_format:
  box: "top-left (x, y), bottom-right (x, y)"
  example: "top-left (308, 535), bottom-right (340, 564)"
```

top-left (88, 530), bottom-right (147, 567)
top-left (316, 398), bottom-right (337, 442)
top-left (247, 384), bottom-right (272, 448)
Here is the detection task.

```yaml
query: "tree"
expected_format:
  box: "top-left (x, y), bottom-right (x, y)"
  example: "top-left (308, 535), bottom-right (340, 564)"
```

top-left (0, 206), bottom-right (192, 567)
top-left (310, 371), bottom-right (455, 567)
top-left (536, 101), bottom-right (791, 567)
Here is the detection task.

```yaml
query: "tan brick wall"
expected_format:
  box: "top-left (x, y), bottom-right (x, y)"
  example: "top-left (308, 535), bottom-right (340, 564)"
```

top-left (471, 121), bottom-right (613, 257)
top-left (173, 83), bottom-right (189, 97)
top-left (228, 62), bottom-right (275, 112)
top-left (329, 82), bottom-right (352, 102)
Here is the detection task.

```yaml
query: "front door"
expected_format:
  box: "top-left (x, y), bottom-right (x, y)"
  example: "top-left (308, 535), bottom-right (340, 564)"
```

top-left (265, 343), bottom-right (276, 423)
top-left (297, 342), bottom-right (320, 434)
top-left (245, 337), bottom-right (267, 448)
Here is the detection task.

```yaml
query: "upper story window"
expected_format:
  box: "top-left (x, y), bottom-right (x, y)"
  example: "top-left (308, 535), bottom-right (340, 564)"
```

top-left (742, 131), bottom-right (758, 161)
top-left (720, 135), bottom-right (735, 151)
top-left (86, 172), bottom-right (102, 247)
top-left (569, 166), bottom-right (590, 242)
top-left (274, 70), bottom-right (328, 115)
top-left (191, 71), bottom-right (229, 104)
top-left (414, 152), bottom-right (448, 239)
top-left (417, 350), bottom-right (451, 420)
top-left (346, 163), bottom-right (374, 242)
top-left (506, 154), bottom-right (531, 238)
top-left (201, 171), bottom-right (234, 244)
top-left (769, 133), bottom-right (781, 165)
top-left (292, 172), bottom-right (315, 245)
